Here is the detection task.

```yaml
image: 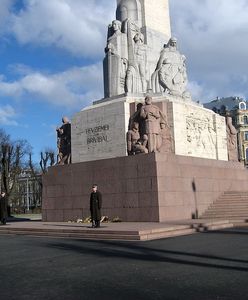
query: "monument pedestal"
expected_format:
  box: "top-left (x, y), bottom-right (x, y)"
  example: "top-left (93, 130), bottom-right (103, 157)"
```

top-left (42, 0), bottom-right (240, 223)
top-left (71, 95), bottom-right (228, 163)
top-left (42, 152), bottom-right (247, 222)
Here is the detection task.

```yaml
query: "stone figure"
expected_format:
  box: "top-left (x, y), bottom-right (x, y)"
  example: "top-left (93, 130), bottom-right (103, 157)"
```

top-left (90, 184), bottom-right (102, 228)
top-left (157, 122), bottom-right (173, 153)
top-left (140, 96), bottom-right (167, 153)
top-left (125, 30), bottom-right (147, 93)
top-left (151, 37), bottom-right (190, 99)
top-left (56, 116), bottom-right (71, 165)
top-left (127, 122), bottom-right (148, 155)
top-left (104, 20), bottom-right (128, 97)
top-left (226, 114), bottom-right (238, 161)
top-left (104, 1), bottom-right (149, 98)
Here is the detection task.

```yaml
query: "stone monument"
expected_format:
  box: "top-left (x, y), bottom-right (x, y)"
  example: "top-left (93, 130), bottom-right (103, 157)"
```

top-left (71, 0), bottom-right (227, 163)
top-left (42, 0), bottom-right (245, 223)
top-left (56, 116), bottom-right (71, 165)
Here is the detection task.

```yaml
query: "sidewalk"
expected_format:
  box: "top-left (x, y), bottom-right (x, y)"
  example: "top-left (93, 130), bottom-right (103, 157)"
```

top-left (0, 218), bottom-right (243, 241)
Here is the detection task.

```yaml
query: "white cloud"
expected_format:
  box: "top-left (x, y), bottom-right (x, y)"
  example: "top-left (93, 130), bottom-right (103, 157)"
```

top-left (7, 0), bottom-right (116, 58)
top-left (0, 105), bottom-right (18, 126)
top-left (0, 63), bottom-right (103, 109)
top-left (0, 0), bottom-right (13, 33)
top-left (1, 0), bottom-right (248, 104)
top-left (170, 0), bottom-right (248, 102)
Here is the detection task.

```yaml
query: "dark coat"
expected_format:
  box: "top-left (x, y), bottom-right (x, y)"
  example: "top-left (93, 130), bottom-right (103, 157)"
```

top-left (90, 191), bottom-right (102, 221)
top-left (0, 195), bottom-right (8, 221)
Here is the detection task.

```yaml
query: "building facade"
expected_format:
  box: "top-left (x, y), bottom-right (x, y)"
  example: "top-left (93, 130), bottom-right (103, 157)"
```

top-left (204, 96), bottom-right (248, 164)
top-left (11, 171), bottom-right (42, 213)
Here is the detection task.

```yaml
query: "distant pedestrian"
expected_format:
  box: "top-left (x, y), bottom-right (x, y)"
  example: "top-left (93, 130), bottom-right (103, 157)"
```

top-left (0, 191), bottom-right (7, 225)
top-left (90, 185), bottom-right (102, 228)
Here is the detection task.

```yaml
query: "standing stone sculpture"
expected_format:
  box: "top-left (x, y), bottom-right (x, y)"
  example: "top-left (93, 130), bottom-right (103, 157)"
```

top-left (56, 116), bottom-right (71, 165)
top-left (127, 96), bottom-right (172, 154)
top-left (125, 29), bottom-right (147, 93)
top-left (151, 37), bottom-right (190, 99)
top-left (225, 114), bottom-right (238, 161)
top-left (157, 122), bottom-right (174, 153)
top-left (103, 20), bottom-right (128, 97)
top-left (140, 96), bottom-right (166, 152)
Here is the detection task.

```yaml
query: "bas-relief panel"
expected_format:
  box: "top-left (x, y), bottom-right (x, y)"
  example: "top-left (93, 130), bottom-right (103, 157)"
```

top-left (171, 102), bottom-right (227, 160)
top-left (186, 111), bottom-right (217, 158)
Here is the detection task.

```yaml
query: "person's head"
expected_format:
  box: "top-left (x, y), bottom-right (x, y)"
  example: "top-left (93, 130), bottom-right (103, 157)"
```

top-left (1, 191), bottom-right (6, 197)
top-left (62, 116), bottom-right (69, 124)
top-left (112, 20), bottom-right (121, 32)
top-left (132, 122), bottom-right (139, 130)
top-left (145, 96), bottom-right (152, 105)
top-left (136, 103), bottom-right (143, 111)
top-left (92, 184), bottom-right (98, 192)
top-left (133, 32), bottom-right (144, 44)
top-left (169, 37), bottom-right (177, 48)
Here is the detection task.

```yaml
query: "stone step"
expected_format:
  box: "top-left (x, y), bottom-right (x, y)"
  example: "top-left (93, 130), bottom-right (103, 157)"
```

top-left (208, 204), bottom-right (248, 207)
top-left (198, 223), bottom-right (234, 232)
top-left (140, 228), bottom-right (196, 241)
top-left (203, 215), bottom-right (248, 219)
top-left (0, 225), bottom-right (196, 241)
top-left (192, 220), bottom-right (232, 227)
top-left (224, 191), bottom-right (248, 195)
top-left (202, 215), bottom-right (248, 220)
top-left (0, 224), bottom-right (229, 241)
top-left (218, 203), bottom-right (248, 206)
top-left (222, 193), bottom-right (248, 197)
top-left (215, 199), bottom-right (248, 202)
top-left (231, 222), bottom-right (248, 227)
top-left (0, 230), bottom-right (142, 240)
top-left (201, 189), bottom-right (248, 221)
top-left (203, 211), bottom-right (248, 215)
top-left (206, 208), bottom-right (248, 213)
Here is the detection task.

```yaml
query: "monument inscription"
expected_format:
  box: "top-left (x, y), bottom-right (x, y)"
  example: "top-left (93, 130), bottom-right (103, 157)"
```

top-left (86, 124), bottom-right (110, 145)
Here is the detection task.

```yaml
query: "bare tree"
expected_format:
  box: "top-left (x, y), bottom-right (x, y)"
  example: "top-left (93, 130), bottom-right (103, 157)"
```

top-left (39, 149), bottom-right (55, 174)
top-left (28, 148), bottom-right (56, 187)
top-left (0, 129), bottom-right (31, 214)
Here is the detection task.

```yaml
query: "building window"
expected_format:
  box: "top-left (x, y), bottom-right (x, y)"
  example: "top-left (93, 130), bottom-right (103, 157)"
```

top-left (244, 132), bottom-right (248, 141)
top-left (244, 116), bottom-right (248, 124)
top-left (246, 148), bottom-right (248, 162)
top-left (239, 102), bottom-right (247, 110)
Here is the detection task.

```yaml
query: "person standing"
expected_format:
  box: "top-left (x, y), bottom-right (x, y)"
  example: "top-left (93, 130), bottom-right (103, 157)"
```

top-left (0, 191), bottom-right (7, 225)
top-left (90, 185), bottom-right (102, 228)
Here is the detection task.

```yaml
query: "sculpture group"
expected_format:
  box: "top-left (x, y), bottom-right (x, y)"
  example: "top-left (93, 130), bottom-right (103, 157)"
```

top-left (151, 37), bottom-right (189, 99)
top-left (103, 1), bottom-right (191, 100)
top-left (127, 96), bottom-right (173, 155)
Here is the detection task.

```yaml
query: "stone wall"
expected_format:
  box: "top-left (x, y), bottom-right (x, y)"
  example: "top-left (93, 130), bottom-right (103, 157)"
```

top-left (72, 98), bottom-right (131, 163)
top-left (71, 96), bottom-right (228, 163)
top-left (42, 153), bottom-right (248, 222)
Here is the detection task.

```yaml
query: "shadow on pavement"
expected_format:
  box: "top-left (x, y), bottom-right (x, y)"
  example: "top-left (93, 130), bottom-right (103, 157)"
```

top-left (7, 216), bottom-right (41, 222)
top-left (45, 231), bottom-right (248, 273)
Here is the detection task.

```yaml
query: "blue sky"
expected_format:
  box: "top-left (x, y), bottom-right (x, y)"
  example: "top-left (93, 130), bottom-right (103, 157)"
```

top-left (1, 0), bottom-right (248, 163)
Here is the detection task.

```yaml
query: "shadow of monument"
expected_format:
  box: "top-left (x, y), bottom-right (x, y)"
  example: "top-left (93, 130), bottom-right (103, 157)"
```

top-left (45, 233), bottom-right (248, 272)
